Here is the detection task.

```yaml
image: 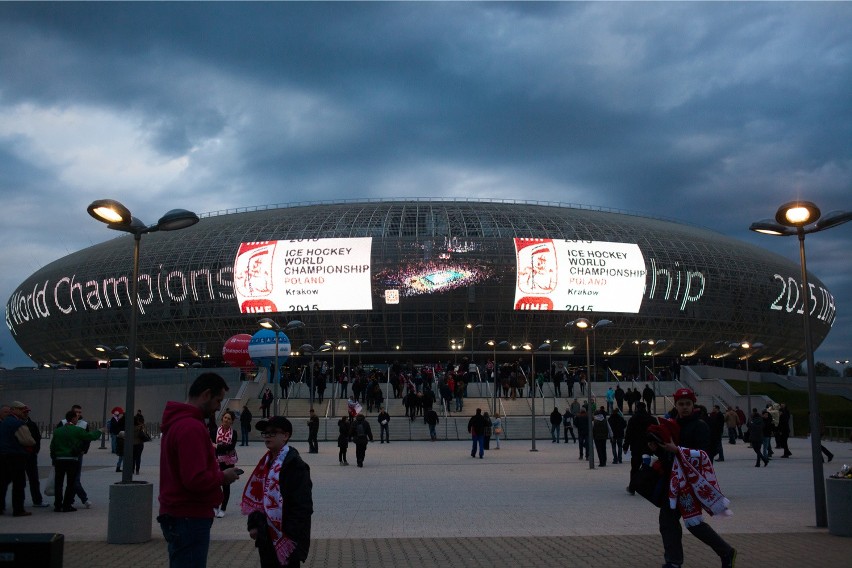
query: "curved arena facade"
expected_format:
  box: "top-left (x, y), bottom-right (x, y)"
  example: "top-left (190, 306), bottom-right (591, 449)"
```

top-left (5, 200), bottom-right (837, 370)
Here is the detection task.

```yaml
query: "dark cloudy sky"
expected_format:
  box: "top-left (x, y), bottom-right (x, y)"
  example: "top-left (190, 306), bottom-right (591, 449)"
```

top-left (1, 2), bottom-right (850, 370)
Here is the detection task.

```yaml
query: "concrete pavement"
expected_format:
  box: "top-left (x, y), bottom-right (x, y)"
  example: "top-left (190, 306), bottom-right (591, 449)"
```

top-left (3, 435), bottom-right (851, 567)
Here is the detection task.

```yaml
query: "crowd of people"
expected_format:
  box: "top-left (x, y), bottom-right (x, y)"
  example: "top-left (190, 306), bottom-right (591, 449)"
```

top-left (1, 366), bottom-right (831, 568)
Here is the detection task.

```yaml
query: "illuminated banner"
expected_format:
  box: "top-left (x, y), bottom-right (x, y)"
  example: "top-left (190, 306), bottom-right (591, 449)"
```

top-left (514, 238), bottom-right (646, 312)
top-left (234, 238), bottom-right (372, 313)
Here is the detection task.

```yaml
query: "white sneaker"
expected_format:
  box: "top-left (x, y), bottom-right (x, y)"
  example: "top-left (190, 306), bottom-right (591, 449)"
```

top-left (213, 508), bottom-right (220, 516)
top-left (215, 509), bottom-right (225, 518)
top-left (83, 501), bottom-right (92, 509)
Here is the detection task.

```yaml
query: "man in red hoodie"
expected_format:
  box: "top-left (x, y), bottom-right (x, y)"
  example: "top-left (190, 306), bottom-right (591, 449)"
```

top-left (158, 373), bottom-right (242, 568)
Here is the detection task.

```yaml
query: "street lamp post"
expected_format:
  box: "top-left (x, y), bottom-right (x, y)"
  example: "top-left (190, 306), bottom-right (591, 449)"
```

top-left (466, 323), bottom-right (482, 381)
top-left (88, 198), bottom-right (198, 544)
top-left (568, 318), bottom-right (612, 470)
top-left (750, 200), bottom-right (852, 528)
top-left (486, 340), bottom-right (509, 415)
top-left (321, 340), bottom-right (345, 416)
top-left (95, 344), bottom-right (126, 449)
top-left (259, 318), bottom-right (304, 415)
top-left (731, 341), bottom-right (764, 413)
top-left (342, 323), bottom-right (360, 395)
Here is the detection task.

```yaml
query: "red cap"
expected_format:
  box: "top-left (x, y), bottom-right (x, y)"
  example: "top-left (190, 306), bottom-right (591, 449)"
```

top-left (673, 388), bottom-right (696, 402)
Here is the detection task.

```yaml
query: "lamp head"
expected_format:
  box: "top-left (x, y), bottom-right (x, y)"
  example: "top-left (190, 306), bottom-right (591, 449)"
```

top-left (87, 199), bottom-right (132, 226)
top-left (156, 209), bottom-right (199, 231)
top-left (776, 200), bottom-right (820, 227)
top-left (749, 219), bottom-right (796, 236)
top-left (568, 318), bottom-right (591, 330)
top-left (258, 318), bottom-right (278, 330)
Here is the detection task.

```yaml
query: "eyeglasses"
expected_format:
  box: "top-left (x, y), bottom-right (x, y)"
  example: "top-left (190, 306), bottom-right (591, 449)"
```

top-left (260, 431), bottom-right (284, 438)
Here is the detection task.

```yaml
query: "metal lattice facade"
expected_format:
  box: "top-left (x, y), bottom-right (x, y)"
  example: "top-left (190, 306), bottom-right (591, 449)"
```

top-left (5, 199), bottom-right (836, 370)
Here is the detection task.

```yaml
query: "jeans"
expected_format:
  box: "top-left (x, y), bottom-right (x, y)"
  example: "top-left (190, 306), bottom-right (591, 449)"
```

top-left (551, 424), bottom-right (560, 442)
top-left (25, 453), bottom-right (44, 504)
top-left (610, 436), bottom-right (624, 463)
top-left (158, 515), bottom-right (214, 568)
top-left (659, 504), bottom-right (733, 565)
top-left (380, 424), bottom-right (389, 442)
top-left (578, 434), bottom-right (589, 458)
top-left (765, 436), bottom-right (773, 456)
top-left (74, 455), bottom-right (88, 503)
top-left (471, 434), bottom-right (484, 458)
top-left (240, 425), bottom-right (250, 446)
top-left (594, 438), bottom-right (608, 466)
top-left (54, 458), bottom-right (80, 510)
top-left (762, 438), bottom-right (771, 459)
top-left (428, 424), bottom-right (436, 440)
top-left (564, 425), bottom-right (576, 443)
top-left (0, 454), bottom-right (27, 514)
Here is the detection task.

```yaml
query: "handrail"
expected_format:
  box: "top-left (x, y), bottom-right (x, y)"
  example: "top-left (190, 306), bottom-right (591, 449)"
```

top-left (606, 367), bottom-right (621, 383)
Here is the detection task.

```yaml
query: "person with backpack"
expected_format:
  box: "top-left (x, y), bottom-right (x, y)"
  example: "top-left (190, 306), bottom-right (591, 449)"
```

top-left (351, 414), bottom-right (373, 468)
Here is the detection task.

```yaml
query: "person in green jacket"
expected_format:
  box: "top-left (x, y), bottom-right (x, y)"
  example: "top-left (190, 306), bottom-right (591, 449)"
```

top-left (50, 410), bottom-right (104, 512)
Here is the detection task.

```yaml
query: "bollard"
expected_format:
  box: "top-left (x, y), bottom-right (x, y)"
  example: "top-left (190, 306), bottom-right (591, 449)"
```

top-left (107, 481), bottom-right (154, 544)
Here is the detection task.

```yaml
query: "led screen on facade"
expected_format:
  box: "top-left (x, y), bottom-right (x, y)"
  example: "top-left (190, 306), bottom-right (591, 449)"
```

top-left (234, 238), bottom-right (373, 313)
top-left (513, 238), bottom-right (646, 312)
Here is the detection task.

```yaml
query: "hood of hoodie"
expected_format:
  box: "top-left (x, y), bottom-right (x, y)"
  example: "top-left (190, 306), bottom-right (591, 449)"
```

top-left (593, 413), bottom-right (606, 422)
top-left (160, 401), bottom-right (204, 435)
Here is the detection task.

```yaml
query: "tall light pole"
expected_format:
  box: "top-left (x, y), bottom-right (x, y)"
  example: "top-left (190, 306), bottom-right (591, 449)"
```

top-left (730, 341), bottom-right (764, 413)
top-left (486, 340), bottom-right (509, 414)
top-left (750, 200), bottom-right (851, 528)
top-left (321, 340), bottom-right (345, 416)
top-left (88, 199), bottom-right (198, 485)
top-left (466, 323), bottom-right (482, 380)
top-left (88, 198), bottom-right (198, 543)
top-left (568, 318), bottom-right (613, 470)
top-left (259, 318), bottom-right (304, 415)
top-left (95, 344), bottom-right (127, 449)
top-left (342, 323), bottom-right (360, 393)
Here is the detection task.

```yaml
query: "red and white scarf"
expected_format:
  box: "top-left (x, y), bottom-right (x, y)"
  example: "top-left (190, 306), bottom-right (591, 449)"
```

top-left (241, 445), bottom-right (297, 565)
top-left (668, 446), bottom-right (732, 526)
top-left (215, 427), bottom-right (237, 465)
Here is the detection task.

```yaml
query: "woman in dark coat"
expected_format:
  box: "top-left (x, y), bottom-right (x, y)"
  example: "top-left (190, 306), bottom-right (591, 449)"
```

top-left (337, 416), bottom-right (350, 466)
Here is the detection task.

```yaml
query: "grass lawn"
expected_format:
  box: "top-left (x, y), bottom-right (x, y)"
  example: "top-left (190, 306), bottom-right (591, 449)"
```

top-left (726, 379), bottom-right (852, 435)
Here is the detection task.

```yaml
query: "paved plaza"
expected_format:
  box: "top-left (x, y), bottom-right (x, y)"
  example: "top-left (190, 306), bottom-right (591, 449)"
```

top-left (3, 435), bottom-right (851, 567)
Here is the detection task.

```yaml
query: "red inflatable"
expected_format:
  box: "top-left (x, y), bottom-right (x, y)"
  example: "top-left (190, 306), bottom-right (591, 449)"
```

top-left (222, 334), bottom-right (255, 369)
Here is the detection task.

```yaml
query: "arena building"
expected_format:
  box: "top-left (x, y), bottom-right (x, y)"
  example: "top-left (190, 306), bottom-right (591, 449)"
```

top-left (4, 199), bottom-right (837, 372)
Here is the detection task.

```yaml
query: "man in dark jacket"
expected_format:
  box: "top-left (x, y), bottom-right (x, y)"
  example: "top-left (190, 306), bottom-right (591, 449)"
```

top-left (653, 388), bottom-right (736, 568)
top-left (24, 412), bottom-right (48, 507)
top-left (377, 407), bottom-right (391, 443)
top-left (642, 384), bottom-right (655, 414)
top-left (776, 403), bottom-right (792, 458)
top-left (468, 408), bottom-right (487, 458)
top-left (574, 408), bottom-right (590, 460)
top-left (306, 409), bottom-right (319, 454)
top-left (0, 401), bottom-right (37, 517)
top-left (351, 414), bottom-right (373, 468)
top-left (707, 405), bottom-right (726, 462)
top-left (549, 407), bottom-right (562, 443)
top-left (246, 415), bottom-right (313, 567)
top-left (623, 401), bottom-right (655, 494)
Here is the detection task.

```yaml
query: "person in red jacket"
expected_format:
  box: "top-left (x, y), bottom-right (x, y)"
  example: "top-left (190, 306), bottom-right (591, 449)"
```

top-left (158, 373), bottom-right (242, 568)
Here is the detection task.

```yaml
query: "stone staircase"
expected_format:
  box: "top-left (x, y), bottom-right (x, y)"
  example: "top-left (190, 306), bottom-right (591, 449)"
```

top-left (224, 378), bottom-right (682, 443)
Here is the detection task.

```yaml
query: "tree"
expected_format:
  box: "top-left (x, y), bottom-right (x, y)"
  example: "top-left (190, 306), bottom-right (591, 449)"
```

top-left (814, 361), bottom-right (840, 378)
